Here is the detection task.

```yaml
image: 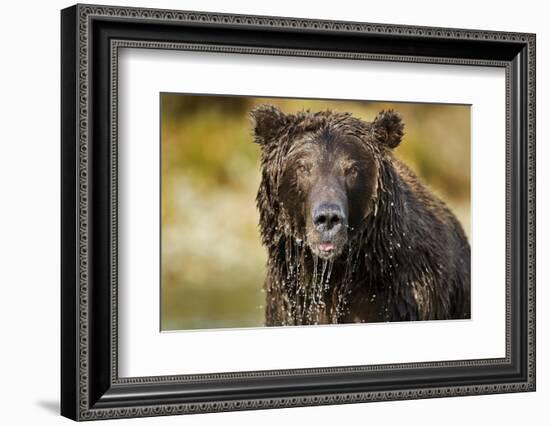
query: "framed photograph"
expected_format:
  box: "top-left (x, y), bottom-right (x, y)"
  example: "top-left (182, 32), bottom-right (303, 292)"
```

top-left (61, 3), bottom-right (536, 421)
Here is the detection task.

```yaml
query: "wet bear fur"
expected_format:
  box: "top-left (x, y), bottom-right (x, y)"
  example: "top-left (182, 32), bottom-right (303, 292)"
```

top-left (251, 105), bottom-right (471, 326)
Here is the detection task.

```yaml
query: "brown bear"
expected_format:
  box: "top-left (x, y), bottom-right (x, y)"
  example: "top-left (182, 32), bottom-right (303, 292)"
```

top-left (251, 105), bottom-right (470, 326)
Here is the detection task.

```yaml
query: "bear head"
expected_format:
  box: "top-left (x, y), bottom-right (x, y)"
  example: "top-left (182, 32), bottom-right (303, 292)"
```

top-left (252, 104), bottom-right (404, 261)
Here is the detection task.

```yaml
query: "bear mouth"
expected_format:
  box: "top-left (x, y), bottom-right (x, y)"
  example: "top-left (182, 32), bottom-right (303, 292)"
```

top-left (311, 241), bottom-right (344, 260)
top-left (319, 242), bottom-right (335, 255)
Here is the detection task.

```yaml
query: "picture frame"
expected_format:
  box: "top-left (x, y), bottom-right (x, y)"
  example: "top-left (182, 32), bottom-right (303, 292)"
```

top-left (60, 3), bottom-right (536, 421)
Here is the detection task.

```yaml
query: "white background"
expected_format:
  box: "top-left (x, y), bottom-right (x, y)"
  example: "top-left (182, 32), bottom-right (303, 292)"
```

top-left (119, 50), bottom-right (505, 376)
top-left (0, 0), bottom-right (546, 425)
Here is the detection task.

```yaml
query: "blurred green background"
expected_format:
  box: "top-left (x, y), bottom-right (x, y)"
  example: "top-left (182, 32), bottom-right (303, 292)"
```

top-left (160, 94), bottom-right (470, 331)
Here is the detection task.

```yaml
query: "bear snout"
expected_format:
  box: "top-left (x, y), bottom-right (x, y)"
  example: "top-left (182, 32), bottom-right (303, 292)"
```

top-left (309, 201), bottom-right (349, 259)
top-left (312, 202), bottom-right (347, 236)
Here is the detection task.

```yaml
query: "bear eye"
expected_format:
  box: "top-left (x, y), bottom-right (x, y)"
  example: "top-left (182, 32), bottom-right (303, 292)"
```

top-left (296, 162), bottom-right (311, 177)
top-left (345, 165), bottom-right (358, 179)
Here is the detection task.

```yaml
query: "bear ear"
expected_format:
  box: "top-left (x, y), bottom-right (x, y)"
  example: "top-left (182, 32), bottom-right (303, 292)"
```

top-left (250, 104), bottom-right (288, 145)
top-left (371, 110), bottom-right (404, 149)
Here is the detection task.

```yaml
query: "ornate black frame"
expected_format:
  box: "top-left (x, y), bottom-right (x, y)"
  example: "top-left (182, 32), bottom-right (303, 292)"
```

top-left (60, 3), bottom-right (536, 421)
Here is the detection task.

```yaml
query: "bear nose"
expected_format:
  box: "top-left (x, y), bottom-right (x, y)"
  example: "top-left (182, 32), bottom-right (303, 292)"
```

top-left (313, 203), bottom-right (346, 233)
